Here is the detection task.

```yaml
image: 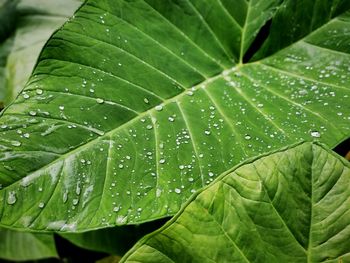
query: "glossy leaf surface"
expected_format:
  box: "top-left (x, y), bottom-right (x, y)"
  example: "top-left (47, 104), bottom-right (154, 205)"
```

top-left (122, 142), bottom-right (350, 262)
top-left (0, 0), bottom-right (349, 231)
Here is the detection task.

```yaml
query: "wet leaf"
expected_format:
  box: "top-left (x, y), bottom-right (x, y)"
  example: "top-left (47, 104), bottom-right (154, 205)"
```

top-left (0, 0), bottom-right (349, 231)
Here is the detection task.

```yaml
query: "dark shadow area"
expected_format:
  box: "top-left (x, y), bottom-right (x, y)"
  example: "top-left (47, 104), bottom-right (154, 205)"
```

top-left (334, 137), bottom-right (350, 159)
top-left (243, 19), bottom-right (272, 63)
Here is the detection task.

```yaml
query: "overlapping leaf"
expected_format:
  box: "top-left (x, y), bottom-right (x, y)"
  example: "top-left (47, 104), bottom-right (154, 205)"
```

top-left (0, 0), bottom-right (82, 106)
top-left (121, 142), bottom-right (350, 262)
top-left (0, 0), bottom-right (349, 231)
top-left (0, 227), bottom-right (57, 260)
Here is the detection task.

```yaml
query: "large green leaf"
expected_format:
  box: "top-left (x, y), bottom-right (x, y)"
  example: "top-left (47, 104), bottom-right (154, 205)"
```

top-left (0, 227), bottom-right (57, 261)
top-left (121, 142), bottom-right (350, 262)
top-left (0, 0), bottom-right (82, 106)
top-left (0, 0), bottom-right (349, 231)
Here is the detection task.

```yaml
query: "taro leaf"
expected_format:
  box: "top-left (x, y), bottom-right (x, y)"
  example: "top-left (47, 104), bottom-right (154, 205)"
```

top-left (1, 0), bottom-right (82, 106)
top-left (0, 0), bottom-right (349, 231)
top-left (121, 142), bottom-right (350, 263)
top-left (0, 227), bottom-right (57, 261)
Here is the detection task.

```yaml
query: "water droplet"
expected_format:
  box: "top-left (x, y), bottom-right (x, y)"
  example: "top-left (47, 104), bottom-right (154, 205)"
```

top-left (143, 98), bottom-right (149, 104)
top-left (146, 124), bottom-right (153, 130)
top-left (113, 206), bottom-right (120, 212)
top-left (244, 134), bottom-right (251, 140)
top-left (119, 164), bottom-right (124, 169)
top-left (174, 188), bottom-right (181, 194)
top-left (72, 199), bottom-right (79, 205)
top-left (188, 177), bottom-right (194, 182)
top-left (159, 159), bottom-right (166, 164)
top-left (38, 202), bottom-right (45, 208)
top-left (204, 130), bottom-right (211, 135)
top-left (63, 191), bottom-right (68, 203)
top-left (208, 172), bottom-right (214, 177)
top-left (310, 131), bottom-right (321, 138)
top-left (23, 133), bottom-right (30, 138)
top-left (168, 117), bottom-right (175, 122)
top-left (179, 165), bottom-right (185, 170)
top-left (80, 159), bottom-right (86, 164)
top-left (96, 98), bottom-right (104, 104)
top-left (23, 93), bottom-right (30, 99)
top-left (59, 106), bottom-right (65, 110)
top-left (155, 105), bottom-right (163, 111)
top-left (29, 111), bottom-right (37, 116)
top-left (36, 89), bottom-right (43, 95)
top-left (7, 191), bottom-right (17, 205)
top-left (11, 141), bottom-right (21, 147)
top-left (116, 215), bottom-right (127, 225)
top-left (156, 188), bottom-right (162, 197)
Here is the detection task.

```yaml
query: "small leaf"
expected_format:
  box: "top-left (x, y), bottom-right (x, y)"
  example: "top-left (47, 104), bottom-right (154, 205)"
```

top-left (121, 142), bottom-right (350, 263)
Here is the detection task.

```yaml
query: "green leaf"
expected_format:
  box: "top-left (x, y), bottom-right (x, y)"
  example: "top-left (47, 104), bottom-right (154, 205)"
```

top-left (253, 0), bottom-right (350, 60)
top-left (0, 0), bottom-right (349, 231)
top-left (0, 0), bottom-right (82, 106)
top-left (121, 142), bottom-right (350, 263)
top-left (0, 227), bottom-right (57, 261)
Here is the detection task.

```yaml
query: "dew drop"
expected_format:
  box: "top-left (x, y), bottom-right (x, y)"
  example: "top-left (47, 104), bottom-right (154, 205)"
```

top-left (310, 131), bottom-right (321, 138)
top-left (23, 93), bottom-right (30, 99)
top-left (119, 164), bottom-right (124, 169)
top-left (143, 98), bottom-right (149, 104)
top-left (116, 215), bottom-right (127, 224)
top-left (63, 191), bottom-right (68, 203)
top-left (36, 89), bottom-right (43, 95)
top-left (174, 188), bottom-right (181, 194)
top-left (244, 134), bottom-right (251, 140)
top-left (155, 105), bottom-right (163, 111)
top-left (29, 111), bottom-right (37, 116)
top-left (146, 124), bottom-right (153, 130)
top-left (38, 202), bottom-right (45, 208)
top-left (204, 130), bottom-right (211, 135)
top-left (156, 188), bottom-right (162, 197)
top-left (159, 159), bottom-right (166, 164)
top-left (59, 106), bottom-right (65, 110)
top-left (7, 191), bottom-right (17, 205)
top-left (168, 117), bottom-right (175, 122)
top-left (11, 141), bottom-right (21, 147)
top-left (96, 98), bottom-right (104, 104)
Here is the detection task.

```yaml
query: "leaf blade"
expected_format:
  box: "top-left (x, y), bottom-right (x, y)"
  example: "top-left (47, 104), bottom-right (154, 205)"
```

top-left (121, 142), bottom-right (350, 262)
